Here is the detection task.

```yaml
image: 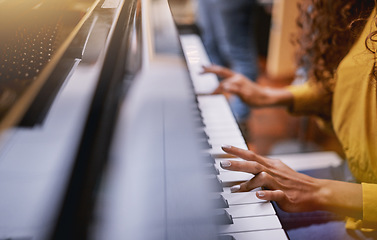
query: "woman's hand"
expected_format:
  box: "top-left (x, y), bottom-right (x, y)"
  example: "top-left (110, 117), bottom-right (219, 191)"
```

top-left (202, 65), bottom-right (294, 108)
top-left (220, 145), bottom-right (363, 218)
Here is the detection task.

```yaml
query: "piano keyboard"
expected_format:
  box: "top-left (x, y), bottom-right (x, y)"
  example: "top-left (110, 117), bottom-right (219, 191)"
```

top-left (181, 33), bottom-right (288, 239)
top-left (198, 95), bottom-right (248, 157)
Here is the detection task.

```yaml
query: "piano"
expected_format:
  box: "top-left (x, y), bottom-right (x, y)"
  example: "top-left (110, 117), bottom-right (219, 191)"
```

top-left (0, 0), bottom-right (289, 239)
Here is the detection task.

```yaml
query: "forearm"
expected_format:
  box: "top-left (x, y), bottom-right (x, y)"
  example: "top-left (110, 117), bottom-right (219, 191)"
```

top-left (317, 179), bottom-right (363, 219)
top-left (262, 87), bottom-right (294, 108)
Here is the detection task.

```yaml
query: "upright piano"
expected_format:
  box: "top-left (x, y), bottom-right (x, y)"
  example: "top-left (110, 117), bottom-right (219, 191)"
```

top-left (0, 0), bottom-right (288, 239)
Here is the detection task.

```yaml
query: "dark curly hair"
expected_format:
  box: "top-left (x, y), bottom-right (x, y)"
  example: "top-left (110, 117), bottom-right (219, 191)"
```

top-left (295, 0), bottom-right (376, 89)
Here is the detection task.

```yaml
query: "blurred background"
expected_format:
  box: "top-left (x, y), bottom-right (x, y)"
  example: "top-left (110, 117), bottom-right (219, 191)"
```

top-left (169, 0), bottom-right (344, 158)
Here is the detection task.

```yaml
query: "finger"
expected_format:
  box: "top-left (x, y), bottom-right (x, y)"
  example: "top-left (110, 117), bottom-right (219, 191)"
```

top-left (221, 145), bottom-right (270, 167)
top-left (230, 171), bottom-right (275, 193)
top-left (212, 85), bottom-right (225, 95)
top-left (222, 81), bottom-right (241, 94)
top-left (256, 189), bottom-right (286, 202)
top-left (220, 159), bottom-right (265, 175)
top-left (212, 75), bottom-right (242, 95)
top-left (201, 65), bottom-right (234, 78)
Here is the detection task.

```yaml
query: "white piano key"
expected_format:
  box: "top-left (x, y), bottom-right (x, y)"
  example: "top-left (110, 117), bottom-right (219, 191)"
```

top-left (225, 229), bottom-right (288, 240)
top-left (210, 141), bottom-right (247, 148)
top-left (218, 171), bottom-right (253, 186)
top-left (215, 158), bottom-right (246, 172)
top-left (218, 215), bottom-right (282, 234)
top-left (198, 97), bottom-right (232, 111)
top-left (208, 137), bottom-right (245, 146)
top-left (226, 202), bottom-right (276, 218)
top-left (197, 94), bottom-right (229, 103)
top-left (268, 151), bottom-right (343, 172)
top-left (199, 106), bottom-right (230, 112)
top-left (209, 141), bottom-right (246, 149)
top-left (201, 125), bottom-right (240, 132)
top-left (204, 125), bottom-right (240, 133)
top-left (206, 130), bottom-right (243, 139)
top-left (201, 110), bottom-right (235, 118)
top-left (199, 105), bottom-right (233, 113)
top-left (180, 34), bottom-right (219, 95)
top-left (201, 117), bottom-right (238, 124)
top-left (208, 143), bottom-right (248, 156)
top-left (202, 118), bottom-right (238, 126)
top-left (202, 117), bottom-right (238, 125)
top-left (221, 192), bottom-right (266, 205)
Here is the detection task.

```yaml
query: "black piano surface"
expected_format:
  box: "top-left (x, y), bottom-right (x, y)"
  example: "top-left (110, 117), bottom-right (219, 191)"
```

top-left (0, 0), bottom-right (101, 130)
top-left (0, 0), bottom-right (288, 239)
top-left (0, 0), bottom-right (219, 239)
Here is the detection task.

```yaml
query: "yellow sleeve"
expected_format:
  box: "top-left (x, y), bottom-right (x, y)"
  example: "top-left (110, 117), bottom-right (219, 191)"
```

top-left (285, 82), bottom-right (333, 120)
top-left (345, 183), bottom-right (377, 231)
top-left (362, 183), bottom-right (377, 227)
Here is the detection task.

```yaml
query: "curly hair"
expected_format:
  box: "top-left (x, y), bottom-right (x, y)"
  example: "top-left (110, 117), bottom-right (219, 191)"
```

top-left (295, 0), bottom-right (376, 89)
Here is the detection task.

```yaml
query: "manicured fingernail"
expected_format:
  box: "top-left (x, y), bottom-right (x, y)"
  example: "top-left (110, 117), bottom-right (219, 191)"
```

top-left (220, 160), bottom-right (231, 168)
top-left (230, 185), bottom-right (240, 193)
top-left (221, 145), bottom-right (232, 150)
top-left (256, 191), bottom-right (265, 198)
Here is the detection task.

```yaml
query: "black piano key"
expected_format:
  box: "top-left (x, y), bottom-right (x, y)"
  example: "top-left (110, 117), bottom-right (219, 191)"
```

top-left (204, 163), bottom-right (220, 175)
top-left (214, 209), bottom-right (233, 225)
top-left (208, 175), bottom-right (224, 192)
top-left (218, 235), bottom-right (235, 240)
top-left (202, 153), bottom-right (215, 163)
top-left (211, 194), bottom-right (229, 209)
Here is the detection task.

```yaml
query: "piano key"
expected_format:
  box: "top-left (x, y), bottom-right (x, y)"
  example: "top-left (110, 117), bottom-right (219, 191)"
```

top-left (215, 158), bottom-right (246, 172)
top-left (226, 203), bottom-right (276, 218)
top-left (205, 130), bottom-right (243, 139)
top-left (200, 117), bottom-right (238, 126)
top-left (218, 171), bottom-right (253, 186)
top-left (214, 209), bottom-right (234, 225)
top-left (207, 175), bottom-right (225, 192)
top-left (207, 143), bottom-right (248, 156)
top-left (200, 110), bottom-right (235, 119)
top-left (208, 137), bottom-right (245, 146)
top-left (210, 194), bottom-right (229, 208)
top-left (199, 106), bottom-right (232, 114)
top-left (218, 215), bottom-right (282, 234)
top-left (221, 192), bottom-right (266, 205)
top-left (203, 122), bottom-right (240, 130)
top-left (179, 34), bottom-right (219, 95)
top-left (224, 229), bottom-right (288, 240)
top-left (218, 235), bottom-right (235, 240)
top-left (204, 163), bottom-right (220, 175)
top-left (201, 125), bottom-right (241, 132)
top-left (197, 94), bottom-right (228, 104)
top-left (210, 141), bottom-right (247, 149)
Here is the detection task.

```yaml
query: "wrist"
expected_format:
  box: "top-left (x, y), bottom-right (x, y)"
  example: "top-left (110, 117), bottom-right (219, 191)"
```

top-left (315, 179), bottom-right (333, 211)
top-left (315, 179), bottom-right (363, 218)
top-left (263, 87), bottom-right (294, 107)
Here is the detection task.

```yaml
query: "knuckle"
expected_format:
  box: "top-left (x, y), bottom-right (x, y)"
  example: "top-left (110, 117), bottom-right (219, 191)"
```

top-left (253, 162), bottom-right (264, 173)
top-left (258, 171), bottom-right (269, 180)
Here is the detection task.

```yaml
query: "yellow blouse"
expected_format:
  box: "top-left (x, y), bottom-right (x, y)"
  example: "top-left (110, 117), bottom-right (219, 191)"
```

top-left (286, 10), bottom-right (377, 228)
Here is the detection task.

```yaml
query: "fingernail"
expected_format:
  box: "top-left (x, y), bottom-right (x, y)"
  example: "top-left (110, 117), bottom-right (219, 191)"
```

top-left (221, 145), bottom-right (232, 150)
top-left (220, 160), bottom-right (231, 168)
top-left (256, 191), bottom-right (265, 198)
top-left (230, 185), bottom-right (240, 193)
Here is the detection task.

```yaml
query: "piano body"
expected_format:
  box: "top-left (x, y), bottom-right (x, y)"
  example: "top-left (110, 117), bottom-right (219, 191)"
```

top-left (0, 0), bottom-right (289, 239)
